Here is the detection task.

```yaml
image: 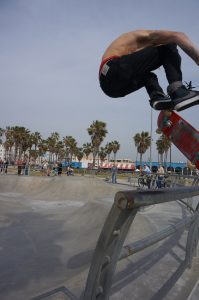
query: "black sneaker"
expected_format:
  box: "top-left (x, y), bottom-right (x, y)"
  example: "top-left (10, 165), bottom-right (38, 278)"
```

top-left (169, 85), bottom-right (199, 111)
top-left (149, 92), bottom-right (172, 110)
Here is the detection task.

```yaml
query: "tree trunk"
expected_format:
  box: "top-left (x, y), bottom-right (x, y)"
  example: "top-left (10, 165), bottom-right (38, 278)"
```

top-left (140, 153), bottom-right (143, 168)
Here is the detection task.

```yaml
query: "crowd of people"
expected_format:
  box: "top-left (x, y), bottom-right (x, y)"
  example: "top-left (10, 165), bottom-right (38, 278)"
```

top-left (110, 163), bottom-right (166, 188)
top-left (15, 159), bottom-right (29, 175)
top-left (0, 158), bottom-right (74, 177)
top-left (41, 161), bottom-right (74, 177)
top-left (1, 158), bottom-right (198, 185)
top-left (135, 163), bottom-right (166, 189)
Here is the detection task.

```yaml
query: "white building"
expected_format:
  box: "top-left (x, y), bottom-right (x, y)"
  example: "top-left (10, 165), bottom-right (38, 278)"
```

top-left (0, 144), bottom-right (5, 160)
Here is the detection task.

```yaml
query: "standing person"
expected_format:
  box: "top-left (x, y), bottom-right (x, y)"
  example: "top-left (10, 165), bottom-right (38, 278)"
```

top-left (143, 164), bottom-right (152, 189)
top-left (24, 160), bottom-right (29, 175)
top-left (57, 162), bottom-right (62, 176)
top-left (22, 160), bottom-right (26, 175)
top-left (16, 159), bottom-right (23, 175)
top-left (4, 159), bottom-right (9, 174)
top-left (99, 30), bottom-right (199, 111)
top-left (42, 160), bottom-right (48, 176)
top-left (0, 159), bottom-right (3, 174)
top-left (111, 165), bottom-right (118, 184)
top-left (157, 164), bottom-right (165, 188)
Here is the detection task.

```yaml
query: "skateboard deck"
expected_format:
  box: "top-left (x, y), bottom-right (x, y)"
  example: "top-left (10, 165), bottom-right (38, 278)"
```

top-left (157, 111), bottom-right (199, 169)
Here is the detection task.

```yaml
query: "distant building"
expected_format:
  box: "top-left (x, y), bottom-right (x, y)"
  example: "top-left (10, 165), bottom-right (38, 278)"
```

top-left (0, 144), bottom-right (5, 160)
top-left (101, 158), bottom-right (135, 171)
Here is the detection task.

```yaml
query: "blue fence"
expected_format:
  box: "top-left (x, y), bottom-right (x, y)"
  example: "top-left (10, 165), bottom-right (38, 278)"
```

top-left (61, 161), bottom-right (82, 169)
top-left (137, 161), bottom-right (187, 169)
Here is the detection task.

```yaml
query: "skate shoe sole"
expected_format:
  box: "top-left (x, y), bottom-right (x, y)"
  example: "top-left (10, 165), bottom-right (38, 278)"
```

top-left (174, 95), bottom-right (199, 111)
top-left (151, 99), bottom-right (172, 110)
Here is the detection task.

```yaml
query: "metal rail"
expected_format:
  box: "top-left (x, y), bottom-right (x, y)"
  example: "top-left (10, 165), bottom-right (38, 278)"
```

top-left (128, 173), bottom-right (199, 188)
top-left (83, 186), bottom-right (199, 300)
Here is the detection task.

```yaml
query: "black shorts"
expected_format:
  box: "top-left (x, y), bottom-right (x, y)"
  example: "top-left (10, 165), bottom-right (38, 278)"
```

top-left (99, 45), bottom-right (181, 98)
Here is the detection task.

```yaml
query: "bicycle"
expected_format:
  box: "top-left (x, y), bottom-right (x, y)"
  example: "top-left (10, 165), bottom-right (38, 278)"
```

top-left (137, 174), bottom-right (152, 189)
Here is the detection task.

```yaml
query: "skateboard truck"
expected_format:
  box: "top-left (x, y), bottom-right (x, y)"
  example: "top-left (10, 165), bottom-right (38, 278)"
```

top-left (156, 110), bottom-right (173, 133)
top-left (164, 119), bottom-right (172, 127)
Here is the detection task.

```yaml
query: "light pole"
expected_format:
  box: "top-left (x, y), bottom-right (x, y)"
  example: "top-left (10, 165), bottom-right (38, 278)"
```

top-left (149, 107), bottom-right (153, 170)
top-left (170, 144), bottom-right (172, 169)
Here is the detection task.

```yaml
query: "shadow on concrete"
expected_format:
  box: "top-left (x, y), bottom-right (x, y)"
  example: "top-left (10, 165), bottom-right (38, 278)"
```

top-left (0, 211), bottom-right (71, 299)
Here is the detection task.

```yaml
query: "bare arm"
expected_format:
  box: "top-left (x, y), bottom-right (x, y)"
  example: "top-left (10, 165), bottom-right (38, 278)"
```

top-left (175, 32), bottom-right (199, 65)
top-left (145, 30), bottom-right (199, 65)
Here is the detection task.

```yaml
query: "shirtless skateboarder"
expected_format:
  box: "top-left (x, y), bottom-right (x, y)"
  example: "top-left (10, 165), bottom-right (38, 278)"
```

top-left (99, 29), bottom-right (199, 111)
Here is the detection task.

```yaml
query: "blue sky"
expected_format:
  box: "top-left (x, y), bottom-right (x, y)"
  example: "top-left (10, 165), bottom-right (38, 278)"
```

top-left (0, 0), bottom-right (199, 162)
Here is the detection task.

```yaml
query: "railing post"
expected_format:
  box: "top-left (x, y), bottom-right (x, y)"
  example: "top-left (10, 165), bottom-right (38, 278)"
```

top-left (185, 209), bottom-right (199, 268)
top-left (83, 192), bottom-right (138, 300)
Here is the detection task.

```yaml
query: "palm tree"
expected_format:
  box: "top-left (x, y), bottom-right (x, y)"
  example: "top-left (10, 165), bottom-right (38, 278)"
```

top-left (20, 131), bottom-right (32, 159)
top-left (156, 134), bottom-right (171, 166)
top-left (63, 136), bottom-right (77, 163)
top-left (46, 132), bottom-right (60, 162)
top-left (98, 147), bottom-right (107, 166)
top-left (87, 120), bottom-right (107, 168)
top-left (82, 142), bottom-right (92, 159)
top-left (156, 139), bottom-right (164, 163)
top-left (38, 139), bottom-right (48, 163)
top-left (4, 127), bottom-right (14, 161)
top-left (133, 131), bottom-right (151, 167)
top-left (0, 127), bottom-right (5, 145)
top-left (8, 126), bottom-right (30, 160)
top-left (75, 147), bottom-right (84, 163)
top-left (54, 141), bottom-right (64, 161)
top-left (31, 132), bottom-right (42, 151)
top-left (105, 142), bottom-right (113, 163)
top-left (111, 140), bottom-right (120, 164)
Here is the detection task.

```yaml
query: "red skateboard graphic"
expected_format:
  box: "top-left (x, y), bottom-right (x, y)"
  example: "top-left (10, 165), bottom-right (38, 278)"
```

top-left (157, 111), bottom-right (199, 170)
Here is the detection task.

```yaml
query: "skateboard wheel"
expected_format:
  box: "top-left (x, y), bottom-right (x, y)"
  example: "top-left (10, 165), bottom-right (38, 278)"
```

top-left (163, 110), bottom-right (172, 117)
top-left (156, 128), bottom-right (162, 134)
top-left (178, 119), bottom-right (184, 125)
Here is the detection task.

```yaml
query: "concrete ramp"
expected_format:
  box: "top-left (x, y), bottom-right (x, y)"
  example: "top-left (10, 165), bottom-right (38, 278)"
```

top-left (0, 175), bottom-right (127, 200)
top-left (0, 175), bottom-right (198, 300)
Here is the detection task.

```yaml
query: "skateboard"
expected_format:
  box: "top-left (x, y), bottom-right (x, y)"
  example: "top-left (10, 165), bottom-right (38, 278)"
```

top-left (157, 110), bottom-right (199, 169)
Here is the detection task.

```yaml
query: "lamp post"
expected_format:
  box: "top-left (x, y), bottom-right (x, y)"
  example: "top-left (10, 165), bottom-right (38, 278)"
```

top-left (149, 107), bottom-right (153, 170)
top-left (170, 144), bottom-right (172, 169)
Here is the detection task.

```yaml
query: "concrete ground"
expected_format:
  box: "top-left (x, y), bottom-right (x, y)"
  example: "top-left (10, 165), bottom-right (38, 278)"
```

top-left (0, 174), bottom-right (198, 300)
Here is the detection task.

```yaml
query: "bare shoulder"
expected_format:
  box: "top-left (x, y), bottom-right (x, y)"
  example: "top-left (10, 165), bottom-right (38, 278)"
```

top-left (121, 30), bottom-right (159, 49)
top-left (118, 29), bottom-right (150, 42)
top-left (118, 29), bottom-right (175, 47)
top-left (102, 30), bottom-right (150, 58)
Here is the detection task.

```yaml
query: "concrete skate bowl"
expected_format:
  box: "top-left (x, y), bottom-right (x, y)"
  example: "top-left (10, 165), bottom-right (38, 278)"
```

top-left (0, 175), bottom-right (199, 300)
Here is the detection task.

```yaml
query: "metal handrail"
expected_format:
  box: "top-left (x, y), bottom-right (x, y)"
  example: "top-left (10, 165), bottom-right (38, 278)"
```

top-left (128, 173), bottom-right (199, 188)
top-left (119, 213), bottom-right (196, 260)
top-left (83, 186), bottom-right (199, 300)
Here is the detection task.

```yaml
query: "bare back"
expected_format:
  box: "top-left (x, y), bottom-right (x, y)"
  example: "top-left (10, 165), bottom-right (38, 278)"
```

top-left (101, 29), bottom-right (199, 65)
top-left (102, 30), bottom-right (152, 59)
